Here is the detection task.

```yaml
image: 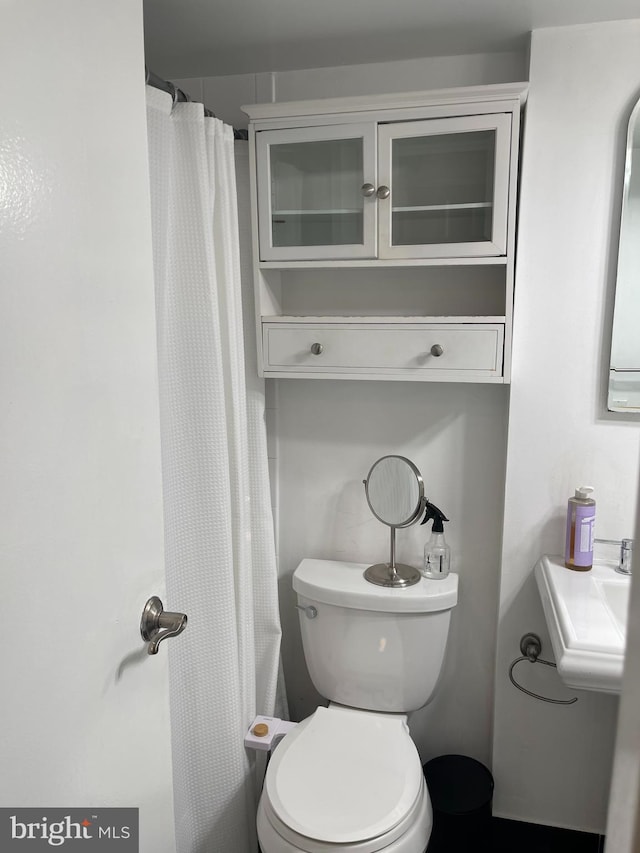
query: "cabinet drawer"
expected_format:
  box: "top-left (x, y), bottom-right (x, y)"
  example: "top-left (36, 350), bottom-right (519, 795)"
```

top-left (263, 322), bottom-right (504, 379)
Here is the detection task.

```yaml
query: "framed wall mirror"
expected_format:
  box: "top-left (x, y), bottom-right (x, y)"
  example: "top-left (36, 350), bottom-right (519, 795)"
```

top-left (609, 96), bottom-right (640, 412)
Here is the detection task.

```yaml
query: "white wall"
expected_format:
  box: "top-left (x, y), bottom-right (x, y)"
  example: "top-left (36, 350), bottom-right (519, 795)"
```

top-left (492, 20), bottom-right (640, 833)
top-left (174, 48), bottom-right (527, 129)
top-left (276, 380), bottom-right (509, 766)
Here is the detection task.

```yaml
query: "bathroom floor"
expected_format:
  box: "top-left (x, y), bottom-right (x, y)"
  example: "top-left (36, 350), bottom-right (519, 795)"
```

top-left (258, 817), bottom-right (604, 852)
top-left (426, 817), bottom-right (604, 852)
top-left (490, 818), bottom-right (604, 852)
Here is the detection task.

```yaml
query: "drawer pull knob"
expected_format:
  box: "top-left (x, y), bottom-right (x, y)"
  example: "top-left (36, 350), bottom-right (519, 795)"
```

top-left (376, 185), bottom-right (390, 200)
top-left (310, 342), bottom-right (324, 355)
top-left (430, 344), bottom-right (444, 357)
top-left (361, 183), bottom-right (376, 197)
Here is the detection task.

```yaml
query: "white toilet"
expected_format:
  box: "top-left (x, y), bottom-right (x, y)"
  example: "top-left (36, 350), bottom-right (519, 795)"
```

top-left (257, 558), bottom-right (458, 853)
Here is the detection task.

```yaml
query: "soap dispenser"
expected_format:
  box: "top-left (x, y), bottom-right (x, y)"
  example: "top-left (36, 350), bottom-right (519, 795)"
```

top-left (565, 486), bottom-right (596, 571)
top-left (421, 500), bottom-right (450, 579)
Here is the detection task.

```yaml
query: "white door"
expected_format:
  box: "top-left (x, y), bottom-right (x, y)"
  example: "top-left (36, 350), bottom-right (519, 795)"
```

top-left (256, 122), bottom-right (377, 260)
top-left (0, 3), bottom-right (176, 852)
top-left (377, 113), bottom-right (512, 258)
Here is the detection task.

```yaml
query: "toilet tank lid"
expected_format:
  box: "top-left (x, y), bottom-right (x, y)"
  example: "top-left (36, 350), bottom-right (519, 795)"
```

top-left (293, 559), bottom-right (458, 612)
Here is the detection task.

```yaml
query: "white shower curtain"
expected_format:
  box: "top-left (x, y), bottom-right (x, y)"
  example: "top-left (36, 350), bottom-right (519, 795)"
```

top-left (145, 86), bottom-right (284, 853)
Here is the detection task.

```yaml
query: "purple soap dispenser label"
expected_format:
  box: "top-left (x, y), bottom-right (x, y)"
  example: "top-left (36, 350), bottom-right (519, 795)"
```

top-left (566, 504), bottom-right (595, 567)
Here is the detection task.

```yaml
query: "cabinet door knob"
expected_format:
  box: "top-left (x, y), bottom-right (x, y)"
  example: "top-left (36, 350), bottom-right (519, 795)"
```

top-left (430, 344), bottom-right (444, 357)
top-left (361, 183), bottom-right (376, 197)
top-left (310, 342), bottom-right (324, 355)
top-left (376, 185), bottom-right (390, 200)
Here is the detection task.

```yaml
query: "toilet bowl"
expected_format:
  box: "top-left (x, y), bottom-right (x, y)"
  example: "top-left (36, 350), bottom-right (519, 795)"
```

top-left (257, 559), bottom-right (458, 853)
top-left (257, 705), bottom-right (431, 853)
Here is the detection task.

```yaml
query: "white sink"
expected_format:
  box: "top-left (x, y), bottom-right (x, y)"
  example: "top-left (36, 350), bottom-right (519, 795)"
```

top-left (595, 578), bottom-right (630, 635)
top-left (535, 555), bottom-right (630, 694)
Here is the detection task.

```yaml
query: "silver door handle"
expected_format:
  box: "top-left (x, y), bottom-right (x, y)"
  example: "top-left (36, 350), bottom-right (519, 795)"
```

top-left (140, 596), bottom-right (188, 655)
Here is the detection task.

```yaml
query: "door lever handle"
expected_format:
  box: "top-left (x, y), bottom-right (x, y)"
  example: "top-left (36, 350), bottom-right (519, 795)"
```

top-left (140, 596), bottom-right (188, 655)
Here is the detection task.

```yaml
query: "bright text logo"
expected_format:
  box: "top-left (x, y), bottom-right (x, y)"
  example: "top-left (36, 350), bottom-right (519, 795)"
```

top-left (1, 810), bottom-right (138, 850)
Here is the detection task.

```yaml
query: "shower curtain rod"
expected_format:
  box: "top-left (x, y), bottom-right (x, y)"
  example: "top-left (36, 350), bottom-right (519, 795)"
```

top-left (145, 67), bottom-right (248, 140)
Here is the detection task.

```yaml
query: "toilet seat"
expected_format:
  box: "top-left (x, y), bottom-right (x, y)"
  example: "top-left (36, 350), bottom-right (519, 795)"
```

top-left (258, 782), bottom-right (430, 853)
top-left (263, 705), bottom-right (425, 848)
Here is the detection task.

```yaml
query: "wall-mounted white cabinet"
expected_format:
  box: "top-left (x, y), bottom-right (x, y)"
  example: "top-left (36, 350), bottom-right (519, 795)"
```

top-left (244, 84), bottom-right (526, 382)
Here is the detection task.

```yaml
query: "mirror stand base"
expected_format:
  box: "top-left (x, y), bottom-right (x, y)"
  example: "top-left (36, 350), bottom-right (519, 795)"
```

top-left (364, 562), bottom-right (421, 588)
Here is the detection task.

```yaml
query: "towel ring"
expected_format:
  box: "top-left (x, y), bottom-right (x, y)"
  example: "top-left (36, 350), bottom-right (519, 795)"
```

top-left (509, 633), bottom-right (578, 705)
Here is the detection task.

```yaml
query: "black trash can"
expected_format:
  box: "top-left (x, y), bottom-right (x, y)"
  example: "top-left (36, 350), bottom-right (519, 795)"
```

top-left (423, 755), bottom-right (494, 852)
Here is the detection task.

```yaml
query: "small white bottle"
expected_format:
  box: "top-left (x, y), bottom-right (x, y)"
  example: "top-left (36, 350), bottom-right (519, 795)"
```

top-left (421, 500), bottom-right (451, 580)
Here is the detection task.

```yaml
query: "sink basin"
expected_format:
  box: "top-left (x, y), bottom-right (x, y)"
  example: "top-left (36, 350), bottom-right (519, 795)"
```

top-left (535, 555), bottom-right (630, 694)
top-left (595, 578), bottom-right (630, 635)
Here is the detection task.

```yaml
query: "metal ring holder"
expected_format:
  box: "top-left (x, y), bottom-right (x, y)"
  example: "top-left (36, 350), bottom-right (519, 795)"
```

top-left (509, 633), bottom-right (578, 705)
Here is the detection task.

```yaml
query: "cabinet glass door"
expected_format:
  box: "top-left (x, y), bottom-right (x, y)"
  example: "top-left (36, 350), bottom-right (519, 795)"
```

top-left (377, 114), bottom-right (512, 258)
top-left (256, 123), bottom-right (376, 261)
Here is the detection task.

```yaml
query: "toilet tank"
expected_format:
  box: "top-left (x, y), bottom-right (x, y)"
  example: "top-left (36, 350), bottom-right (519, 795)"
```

top-left (293, 559), bottom-right (458, 713)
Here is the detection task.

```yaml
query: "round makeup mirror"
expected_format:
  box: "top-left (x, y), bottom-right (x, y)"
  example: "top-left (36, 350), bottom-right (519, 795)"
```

top-left (365, 455), bottom-right (424, 527)
top-left (363, 455), bottom-right (425, 588)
